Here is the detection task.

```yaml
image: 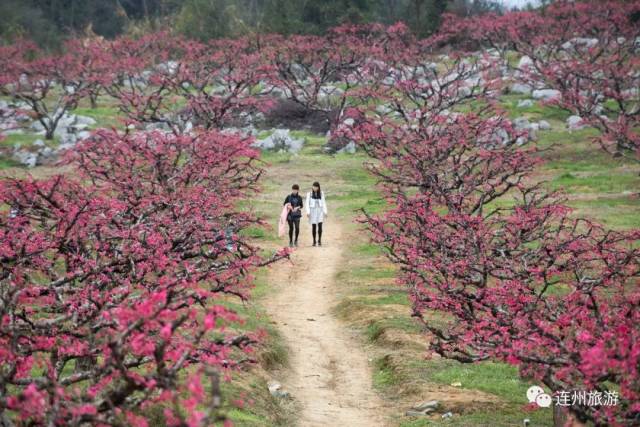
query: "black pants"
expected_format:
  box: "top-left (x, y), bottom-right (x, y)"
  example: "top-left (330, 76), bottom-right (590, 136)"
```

top-left (312, 222), bottom-right (323, 243)
top-left (288, 218), bottom-right (300, 243)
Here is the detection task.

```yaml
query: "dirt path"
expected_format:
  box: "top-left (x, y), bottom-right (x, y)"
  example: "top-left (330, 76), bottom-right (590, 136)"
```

top-left (264, 217), bottom-right (387, 426)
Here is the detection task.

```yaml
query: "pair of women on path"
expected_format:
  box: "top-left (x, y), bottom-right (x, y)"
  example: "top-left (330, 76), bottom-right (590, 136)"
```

top-left (280, 182), bottom-right (327, 247)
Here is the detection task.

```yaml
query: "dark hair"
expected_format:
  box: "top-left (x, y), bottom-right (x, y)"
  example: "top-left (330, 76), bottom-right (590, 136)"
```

top-left (311, 181), bottom-right (322, 199)
top-left (292, 184), bottom-right (299, 190)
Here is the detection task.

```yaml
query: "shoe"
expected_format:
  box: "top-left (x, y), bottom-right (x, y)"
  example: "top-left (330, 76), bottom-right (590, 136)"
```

top-left (294, 241), bottom-right (298, 247)
top-left (318, 241), bottom-right (322, 246)
top-left (312, 242), bottom-right (317, 247)
top-left (289, 242), bottom-right (293, 247)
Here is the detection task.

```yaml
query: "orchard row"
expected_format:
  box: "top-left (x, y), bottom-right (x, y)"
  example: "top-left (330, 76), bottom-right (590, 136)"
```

top-left (1, 1), bottom-right (639, 425)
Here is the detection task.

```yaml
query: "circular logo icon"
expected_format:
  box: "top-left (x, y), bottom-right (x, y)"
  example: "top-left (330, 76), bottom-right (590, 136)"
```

top-left (526, 385), bottom-right (545, 403)
top-left (535, 393), bottom-right (552, 408)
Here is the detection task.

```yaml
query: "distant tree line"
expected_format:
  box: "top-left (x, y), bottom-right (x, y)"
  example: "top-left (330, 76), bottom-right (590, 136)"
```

top-left (0, 0), bottom-right (508, 48)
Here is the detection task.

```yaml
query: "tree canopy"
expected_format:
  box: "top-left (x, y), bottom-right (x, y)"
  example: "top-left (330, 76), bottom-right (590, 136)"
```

top-left (0, 0), bottom-right (508, 48)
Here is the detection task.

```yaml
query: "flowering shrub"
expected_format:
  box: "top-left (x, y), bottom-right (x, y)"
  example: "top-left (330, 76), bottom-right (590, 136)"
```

top-left (0, 129), bottom-right (286, 425)
top-left (349, 11), bottom-right (640, 420)
top-left (437, 0), bottom-right (640, 162)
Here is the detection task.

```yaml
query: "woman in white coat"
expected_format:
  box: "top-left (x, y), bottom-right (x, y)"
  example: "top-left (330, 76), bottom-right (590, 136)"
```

top-left (306, 181), bottom-right (327, 246)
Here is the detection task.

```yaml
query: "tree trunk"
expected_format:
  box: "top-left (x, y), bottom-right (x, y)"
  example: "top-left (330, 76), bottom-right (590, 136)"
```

top-left (414, 0), bottom-right (423, 34)
top-left (553, 404), bottom-right (587, 427)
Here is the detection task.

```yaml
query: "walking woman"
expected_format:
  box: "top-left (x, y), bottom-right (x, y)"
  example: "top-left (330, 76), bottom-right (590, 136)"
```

top-left (283, 184), bottom-right (303, 247)
top-left (306, 181), bottom-right (328, 246)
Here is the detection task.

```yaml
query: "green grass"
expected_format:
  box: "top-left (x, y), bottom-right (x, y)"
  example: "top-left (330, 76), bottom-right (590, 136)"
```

top-left (339, 265), bottom-right (397, 282)
top-left (0, 157), bottom-right (21, 169)
top-left (533, 125), bottom-right (640, 230)
top-left (429, 361), bottom-right (540, 403)
top-left (240, 225), bottom-right (281, 242)
top-left (398, 408), bottom-right (552, 427)
top-left (373, 355), bottom-right (403, 389)
top-left (73, 106), bottom-right (122, 128)
top-left (567, 198), bottom-right (640, 229)
top-left (0, 132), bottom-right (58, 148)
top-left (499, 94), bottom-right (571, 122)
top-left (259, 150), bottom-right (294, 165)
top-left (224, 407), bottom-right (269, 424)
top-left (539, 129), bottom-right (614, 163)
top-left (352, 242), bottom-right (386, 256)
top-left (550, 171), bottom-right (639, 194)
top-left (365, 316), bottom-right (423, 342)
top-left (365, 292), bottom-right (409, 306)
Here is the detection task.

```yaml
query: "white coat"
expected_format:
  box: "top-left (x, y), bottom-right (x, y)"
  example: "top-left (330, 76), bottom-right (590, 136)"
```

top-left (306, 191), bottom-right (327, 224)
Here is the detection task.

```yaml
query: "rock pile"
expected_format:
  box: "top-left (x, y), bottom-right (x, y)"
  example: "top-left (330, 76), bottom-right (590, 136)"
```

top-left (252, 129), bottom-right (305, 153)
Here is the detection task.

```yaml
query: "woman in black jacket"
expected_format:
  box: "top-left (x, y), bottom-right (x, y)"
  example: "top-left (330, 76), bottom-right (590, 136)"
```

top-left (283, 184), bottom-right (303, 247)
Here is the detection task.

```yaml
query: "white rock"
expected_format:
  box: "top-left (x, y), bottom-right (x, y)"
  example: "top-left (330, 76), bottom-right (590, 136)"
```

top-left (532, 89), bottom-right (561, 100)
top-left (58, 132), bottom-right (77, 146)
top-left (513, 117), bottom-right (537, 142)
top-left (517, 55), bottom-right (533, 70)
top-left (56, 142), bottom-right (75, 152)
top-left (267, 381), bottom-right (281, 394)
top-left (71, 123), bottom-right (89, 132)
top-left (538, 120), bottom-right (551, 130)
top-left (57, 113), bottom-right (77, 128)
top-left (457, 86), bottom-right (472, 97)
top-left (30, 121), bottom-right (46, 132)
top-left (511, 83), bottom-right (532, 95)
top-left (464, 76), bottom-right (483, 87)
top-left (412, 400), bottom-right (440, 411)
top-left (338, 141), bottom-right (357, 154)
top-left (375, 104), bottom-right (393, 115)
top-left (38, 146), bottom-right (54, 158)
top-left (319, 85), bottom-right (344, 99)
top-left (157, 60), bottom-right (179, 75)
top-left (210, 85), bottom-right (227, 95)
top-left (253, 129), bottom-right (304, 153)
top-left (78, 131), bottom-right (92, 140)
top-left (145, 122), bottom-right (171, 132)
top-left (517, 99), bottom-right (534, 108)
top-left (75, 115), bottom-right (97, 126)
top-left (566, 115), bottom-right (586, 131)
top-left (12, 150), bottom-right (37, 168)
top-left (513, 117), bottom-right (530, 130)
top-left (382, 76), bottom-right (396, 86)
top-left (267, 381), bottom-right (290, 399)
top-left (483, 123), bottom-right (511, 146)
top-left (562, 37), bottom-right (598, 50)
